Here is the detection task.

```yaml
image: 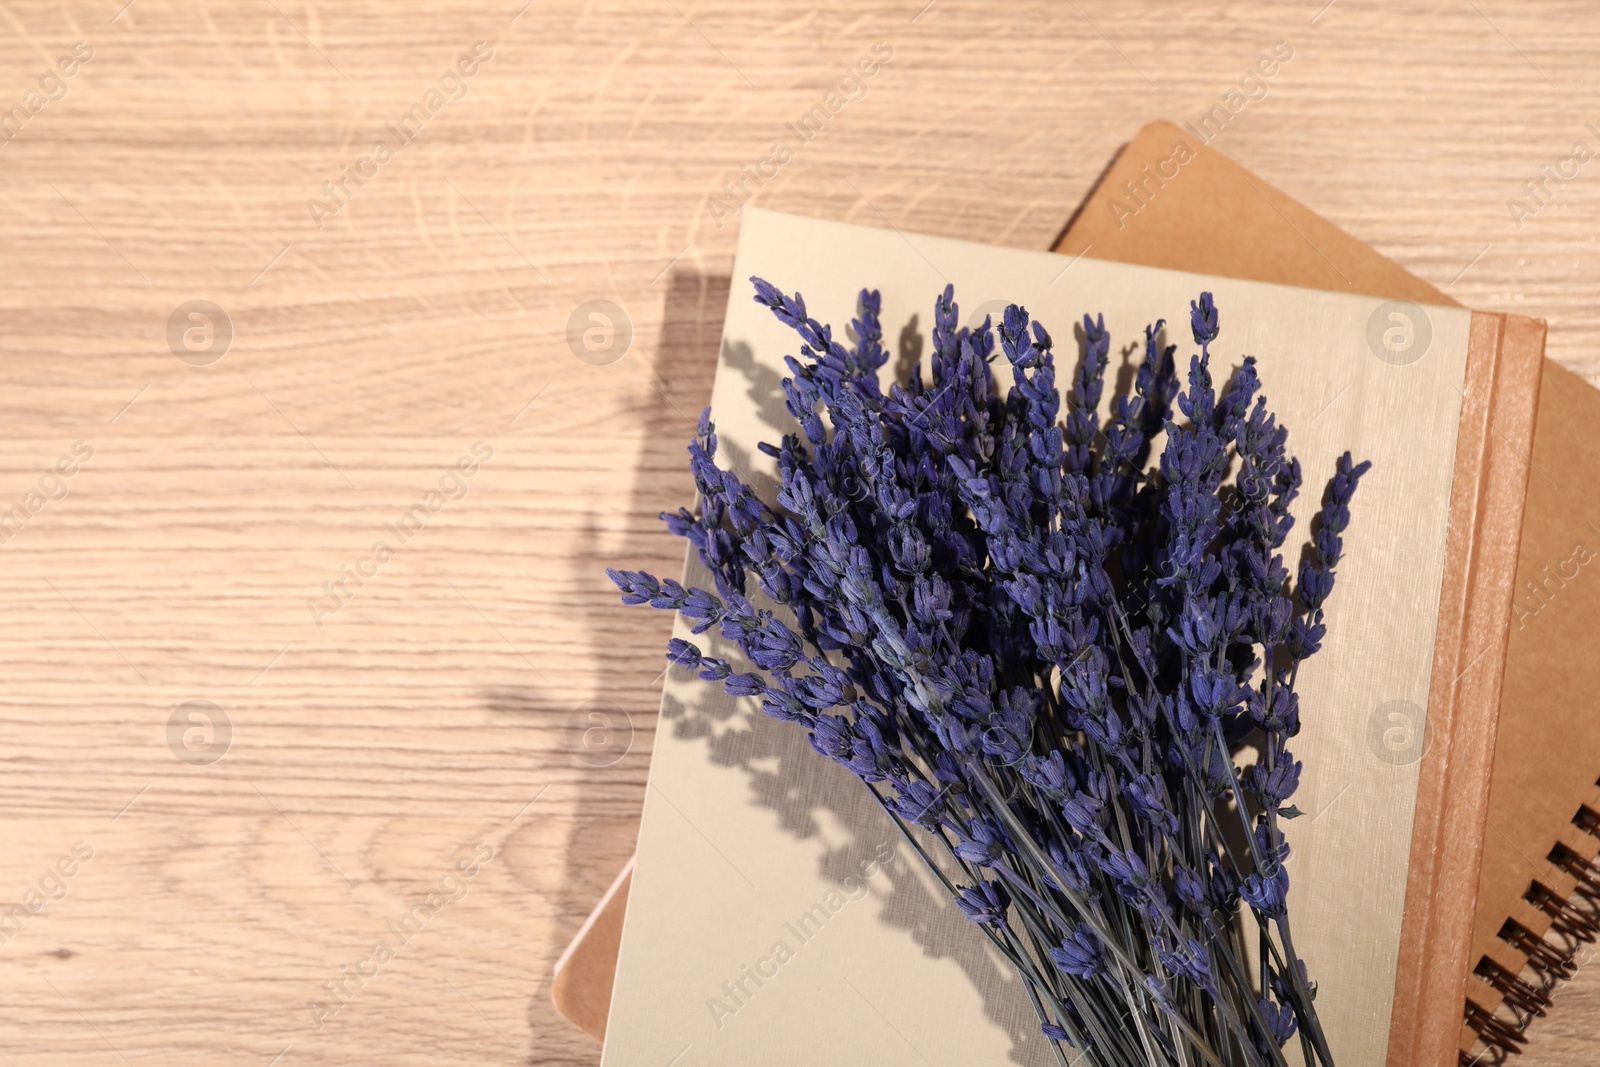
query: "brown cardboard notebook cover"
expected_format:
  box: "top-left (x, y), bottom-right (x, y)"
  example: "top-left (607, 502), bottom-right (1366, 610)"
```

top-left (553, 122), bottom-right (1548, 1064)
top-left (1464, 359), bottom-right (1600, 1058)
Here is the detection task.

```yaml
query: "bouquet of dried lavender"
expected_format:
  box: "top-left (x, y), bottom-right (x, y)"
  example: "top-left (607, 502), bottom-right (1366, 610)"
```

top-left (610, 278), bottom-right (1369, 1067)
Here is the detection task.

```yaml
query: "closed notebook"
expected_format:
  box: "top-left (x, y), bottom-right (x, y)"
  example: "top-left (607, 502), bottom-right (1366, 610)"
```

top-left (582, 199), bottom-right (1538, 1067)
top-left (553, 122), bottom-right (1558, 1065)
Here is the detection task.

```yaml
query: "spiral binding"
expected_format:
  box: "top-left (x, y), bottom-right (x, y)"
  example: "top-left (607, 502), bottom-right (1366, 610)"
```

top-left (1550, 841), bottom-right (1600, 903)
top-left (1473, 956), bottom-right (1549, 1025)
top-left (1461, 791), bottom-right (1600, 1062)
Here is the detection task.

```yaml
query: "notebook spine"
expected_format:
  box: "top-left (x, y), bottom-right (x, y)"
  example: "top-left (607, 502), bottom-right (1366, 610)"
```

top-left (1461, 784), bottom-right (1600, 1063)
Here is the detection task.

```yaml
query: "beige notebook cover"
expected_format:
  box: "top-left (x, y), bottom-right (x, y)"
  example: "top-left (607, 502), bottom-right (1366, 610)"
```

top-left (601, 206), bottom-right (1474, 1066)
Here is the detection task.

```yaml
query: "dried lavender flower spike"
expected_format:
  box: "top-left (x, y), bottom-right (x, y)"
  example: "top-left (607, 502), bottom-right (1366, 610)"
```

top-left (611, 280), bottom-right (1371, 1067)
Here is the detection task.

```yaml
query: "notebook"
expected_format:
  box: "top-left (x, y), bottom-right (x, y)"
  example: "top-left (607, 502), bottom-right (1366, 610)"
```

top-left (582, 200), bottom-right (1538, 1067)
top-left (552, 122), bottom-right (1564, 1066)
top-left (1461, 363), bottom-right (1600, 1059)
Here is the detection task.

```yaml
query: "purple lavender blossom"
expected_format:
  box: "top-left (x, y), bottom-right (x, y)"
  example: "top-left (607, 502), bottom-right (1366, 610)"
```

top-left (610, 280), bottom-right (1369, 1067)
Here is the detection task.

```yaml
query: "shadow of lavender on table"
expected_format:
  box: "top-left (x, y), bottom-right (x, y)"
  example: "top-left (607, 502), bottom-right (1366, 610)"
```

top-left (495, 270), bottom-right (724, 1064)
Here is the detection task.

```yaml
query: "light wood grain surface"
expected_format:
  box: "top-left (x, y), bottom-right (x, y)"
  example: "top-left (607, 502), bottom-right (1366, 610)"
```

top-left (0, 2), bottom-right (1595, 1065)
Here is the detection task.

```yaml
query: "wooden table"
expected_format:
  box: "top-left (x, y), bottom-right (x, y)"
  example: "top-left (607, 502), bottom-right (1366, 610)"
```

top-left (0, 2), bottom-right (1595, 1063)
